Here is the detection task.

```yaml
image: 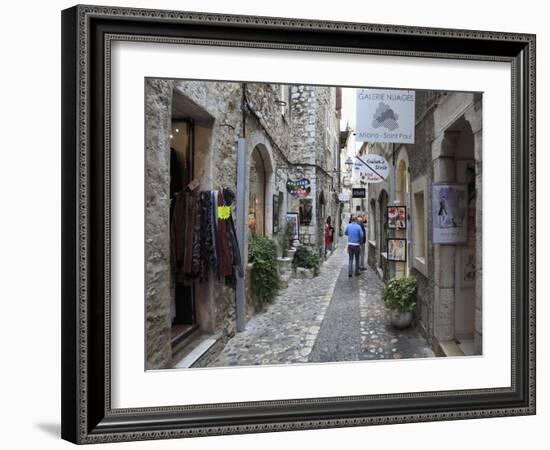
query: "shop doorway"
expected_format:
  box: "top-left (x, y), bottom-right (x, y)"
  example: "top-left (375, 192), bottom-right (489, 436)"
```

top-left (378, 190), bottom-right (389, 277)
top-left (169, 119), bottom-right (197, 346)
top-left (249, 146), bottom-right (267, 237)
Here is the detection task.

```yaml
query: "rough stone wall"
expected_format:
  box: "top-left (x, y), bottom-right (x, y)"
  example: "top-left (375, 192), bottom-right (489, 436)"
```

top-left (145, 79), bottom-right (174, 370)
top-left (245, 83), bottom-right (292, 160)
top-left (405, 91), bottom-right (437, 340)
top-left (290, 85), bottom-right (317, 164)
top-left (288, 85), bottom-right (338, 252)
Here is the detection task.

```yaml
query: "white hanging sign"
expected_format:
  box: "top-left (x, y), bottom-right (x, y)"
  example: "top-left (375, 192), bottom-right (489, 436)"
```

top-left (353, 155), bottom-right (390, 184)
top-left (338, 191), bottom-right (350, 202)
top-left (356, 89), bottom-right (415, 143)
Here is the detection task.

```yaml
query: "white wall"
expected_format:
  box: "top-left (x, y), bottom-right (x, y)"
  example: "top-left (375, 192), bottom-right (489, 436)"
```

top-left (0, 0), bottom-right (546, 449)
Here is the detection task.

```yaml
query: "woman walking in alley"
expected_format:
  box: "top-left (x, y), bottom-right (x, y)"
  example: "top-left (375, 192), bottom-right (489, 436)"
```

top-left (344, 215), bottom-right (364, 277)
top-left (325, 216), bottom-right (334, 257)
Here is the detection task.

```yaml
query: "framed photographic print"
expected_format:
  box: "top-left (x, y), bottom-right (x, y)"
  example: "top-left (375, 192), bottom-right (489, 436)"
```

top-left (387, 206), bottom-right (407, 229)
top-left (387, 238), bottom-right (407, 262)
top-left (61, 4), bottom-right (535, 445)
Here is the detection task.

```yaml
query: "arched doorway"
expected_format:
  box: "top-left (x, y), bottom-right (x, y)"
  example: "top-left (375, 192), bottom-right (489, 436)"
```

top-left (432, 115), bottom-right (478, 355)
top-left (378, 190), bottom-right (389, 278)
top-left (451, 120), bottom-right (476, 349)
top-left (249, 147), bottom-right (267, 237)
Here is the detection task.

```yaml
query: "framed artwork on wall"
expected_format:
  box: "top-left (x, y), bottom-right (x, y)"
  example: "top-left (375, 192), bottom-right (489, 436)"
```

top-left (387, 206), bottom-right (407, 229)
top-left (387, 238), bottom-right (407, 262)
top-left (61, 4), bottom-right (535, 444)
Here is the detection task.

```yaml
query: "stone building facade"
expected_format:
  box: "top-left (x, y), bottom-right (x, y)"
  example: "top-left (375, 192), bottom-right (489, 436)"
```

top-left (366, 90), bottom-right (482, 357)
top-left (145, 79), bottom-right (340, 369)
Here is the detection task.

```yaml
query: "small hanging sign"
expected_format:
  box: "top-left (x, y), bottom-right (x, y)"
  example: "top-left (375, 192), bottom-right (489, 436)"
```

top-left (353, 155), bottom-right (390, 184)
top-left (286, 178), bottom-right (311, 198)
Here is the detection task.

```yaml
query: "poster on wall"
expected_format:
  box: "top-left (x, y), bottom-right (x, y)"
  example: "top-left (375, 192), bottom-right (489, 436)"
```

top-left (456, 160), bottom-right (476, 240)
top-left (285, 212), bottom-right (299, 240)
top-left (432, 183), bottom-right (468, 244)
top-left (387, 238), bottom-right (407, 262)
top-left (299, 198), bottom-right (313, 225)
top-left (387, 206), bottom-right (407, 229)
top-left (459, 244), bottom-right (476, 288)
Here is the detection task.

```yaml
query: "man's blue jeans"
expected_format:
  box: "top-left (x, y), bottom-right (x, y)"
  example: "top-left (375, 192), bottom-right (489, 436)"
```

top-left (348, 245), bottom-right (360, 276)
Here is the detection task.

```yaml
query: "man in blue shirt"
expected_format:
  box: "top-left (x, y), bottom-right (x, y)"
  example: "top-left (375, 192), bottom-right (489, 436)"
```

top-left (344, 215), bottom-right (364, 277)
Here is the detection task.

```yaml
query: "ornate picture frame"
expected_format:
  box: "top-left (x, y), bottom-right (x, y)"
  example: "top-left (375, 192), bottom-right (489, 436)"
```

top-left (61, 5), bottom-right (535, 444)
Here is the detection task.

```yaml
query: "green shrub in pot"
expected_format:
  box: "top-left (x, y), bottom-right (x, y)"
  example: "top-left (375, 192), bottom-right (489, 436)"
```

top-left (248, 236), bottom-right (279, 311)
top-left (292, 245), bottom-right (320, 276)
top-left (382, 276), bottom-right (417, 313)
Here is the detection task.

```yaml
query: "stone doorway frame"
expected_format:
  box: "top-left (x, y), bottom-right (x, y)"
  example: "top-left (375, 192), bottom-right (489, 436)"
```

top-left (431, 98), bottom-right (482, 355)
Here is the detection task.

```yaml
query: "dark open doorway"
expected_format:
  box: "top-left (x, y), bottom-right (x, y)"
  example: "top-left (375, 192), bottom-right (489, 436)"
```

top-left (169, 119), bottom-right (198, 347)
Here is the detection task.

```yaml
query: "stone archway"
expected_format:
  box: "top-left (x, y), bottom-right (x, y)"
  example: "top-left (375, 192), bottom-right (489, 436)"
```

top-left (246, 131), bottom-right (275, 239)
top-left (377, 189), bottom-right (389, 279)
top-left (431, 109), bottom-right (482, 355)
top-left (395, 147), bottom-right (410, 278)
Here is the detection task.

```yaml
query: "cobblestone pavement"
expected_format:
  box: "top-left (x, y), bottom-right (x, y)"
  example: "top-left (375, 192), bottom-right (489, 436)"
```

top-left (207, 243), bottom-right (345, 367)
top-left (357, 265), bottom-right (435, 360)
top-left (207, 240), bottom-right (434, 367)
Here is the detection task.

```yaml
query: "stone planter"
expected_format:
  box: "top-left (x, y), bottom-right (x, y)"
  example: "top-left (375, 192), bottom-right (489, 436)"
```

top-left (277, 257), bottom-right (293, 288)
top-left (284, 247), bottom-right (297, 260)
top-left (389, 310), bottom-right (413, 329)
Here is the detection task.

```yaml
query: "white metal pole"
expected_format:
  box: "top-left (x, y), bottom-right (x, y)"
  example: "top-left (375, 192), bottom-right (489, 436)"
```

top-left (235, 138), bottom-right (247, 332)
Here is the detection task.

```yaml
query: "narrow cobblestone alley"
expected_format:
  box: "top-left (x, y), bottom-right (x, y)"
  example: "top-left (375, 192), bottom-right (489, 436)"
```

top-left (206, 240), bottom-right (434, 368)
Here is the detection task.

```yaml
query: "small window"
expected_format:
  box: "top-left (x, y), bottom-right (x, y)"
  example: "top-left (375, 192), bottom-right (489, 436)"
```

top-left (411, 176), bottom-right (428, 276)
top-left (413, 191), bottom-right (425, 261)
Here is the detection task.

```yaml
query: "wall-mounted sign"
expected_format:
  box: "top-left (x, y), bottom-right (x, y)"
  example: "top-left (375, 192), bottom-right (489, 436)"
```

top-left (338, 191), bottom-right (350, 202)
top-left (352, 188), bottom-right (366, 198)
top-left (353, 154), bottom-right (390, 184)
top-left (286, 178), bottom-right (311, 198)
top-left (356, 89), bottom-right (415, 143)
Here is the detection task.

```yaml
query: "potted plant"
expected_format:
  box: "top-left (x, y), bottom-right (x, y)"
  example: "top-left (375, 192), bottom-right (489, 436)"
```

top-left (292, 245), bottom-right (320, 278)
top-left (248, 236), bottom-right (279, 311)
top-left (382, 276), bottom-right (417, 328)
